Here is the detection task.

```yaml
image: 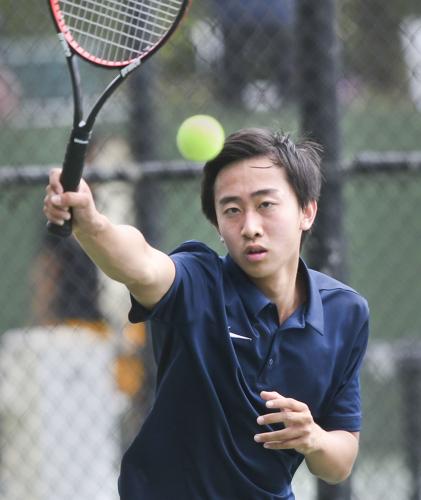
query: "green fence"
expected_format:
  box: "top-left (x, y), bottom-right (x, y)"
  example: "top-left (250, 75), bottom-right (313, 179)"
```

top-left (1, 157), bottom-right (420, 499)
top-left (1, 0), bottom-right (421, 498)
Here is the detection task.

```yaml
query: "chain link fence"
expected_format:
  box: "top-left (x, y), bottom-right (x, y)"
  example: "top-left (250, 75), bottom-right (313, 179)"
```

top-left (1, 1), bottom-right (421, 499)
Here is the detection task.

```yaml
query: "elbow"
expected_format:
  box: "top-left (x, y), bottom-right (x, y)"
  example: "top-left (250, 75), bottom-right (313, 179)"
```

top-left (322, 476), bottom-right (349, 486)
top-left (310, 429), bottom-right (360, 485)
top-left (318, 464), bottom-right (354, 485)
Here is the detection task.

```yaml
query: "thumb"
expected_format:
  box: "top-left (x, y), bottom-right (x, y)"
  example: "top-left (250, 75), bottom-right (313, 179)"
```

top-left (52, 190), bottom-right (91, 210)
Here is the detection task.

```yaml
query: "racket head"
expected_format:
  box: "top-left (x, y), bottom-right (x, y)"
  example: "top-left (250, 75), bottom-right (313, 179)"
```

top-left (48, 0), bottom-right (190, 68)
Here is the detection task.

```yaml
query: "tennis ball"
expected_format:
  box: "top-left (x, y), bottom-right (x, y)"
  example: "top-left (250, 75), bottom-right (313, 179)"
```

top-left (176, 115), bottom-right (225, 162)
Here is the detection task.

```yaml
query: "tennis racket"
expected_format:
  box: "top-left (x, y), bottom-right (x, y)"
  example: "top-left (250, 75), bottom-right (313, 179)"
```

top-left (46, 0), bottom-right (190, 237)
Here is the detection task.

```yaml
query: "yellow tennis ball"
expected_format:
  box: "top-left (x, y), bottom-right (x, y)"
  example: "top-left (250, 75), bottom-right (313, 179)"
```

top-left (176, 115), bottom-right (225, 162)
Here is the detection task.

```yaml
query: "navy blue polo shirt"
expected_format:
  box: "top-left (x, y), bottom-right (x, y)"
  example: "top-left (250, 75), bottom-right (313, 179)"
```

top-left (119, 241), bottom-right (369, 500)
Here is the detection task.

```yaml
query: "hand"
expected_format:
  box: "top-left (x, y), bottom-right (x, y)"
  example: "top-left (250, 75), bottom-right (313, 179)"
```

top-left (254, 391), bottom-right (324, 456)
top-left (43, 168), bottom-right (99, 233)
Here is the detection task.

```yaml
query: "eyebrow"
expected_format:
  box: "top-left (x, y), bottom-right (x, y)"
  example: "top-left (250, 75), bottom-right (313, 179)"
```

top-left (218, 189), bottom-right (280, 206)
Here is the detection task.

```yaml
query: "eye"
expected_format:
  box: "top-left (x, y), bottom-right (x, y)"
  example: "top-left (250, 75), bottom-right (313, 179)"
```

top-left (224, 206), bottom-right (241, 216)
top-left (259, 201), bottom-right (276, 209)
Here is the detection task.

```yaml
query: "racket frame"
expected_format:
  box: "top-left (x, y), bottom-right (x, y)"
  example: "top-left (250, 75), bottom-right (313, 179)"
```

top-left (46, 0), bottom-right (189, 237)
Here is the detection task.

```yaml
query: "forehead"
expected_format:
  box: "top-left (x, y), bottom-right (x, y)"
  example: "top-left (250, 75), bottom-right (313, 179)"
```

top-left (214, 156), bottom-right (288, 195)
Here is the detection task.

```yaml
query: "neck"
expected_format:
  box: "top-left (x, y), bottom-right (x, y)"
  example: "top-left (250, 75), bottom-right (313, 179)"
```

top-left (253, 259), bottom-right (305, 324)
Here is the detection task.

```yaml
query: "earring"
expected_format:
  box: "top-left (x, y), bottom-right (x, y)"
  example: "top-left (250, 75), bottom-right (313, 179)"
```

top-left (219, 236), bottom-right (224, 243)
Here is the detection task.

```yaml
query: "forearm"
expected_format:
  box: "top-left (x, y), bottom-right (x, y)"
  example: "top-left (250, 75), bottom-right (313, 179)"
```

top-left (44, 171), bottom-right (175, 309)
top-left (73, 213), bottom-right (175, 309)
top-left (304, 429), bottom-right (359, 484)
top-left (255, 392), bottom-right (360, 485)
top-left (74, 213), bottom-right (149, 285)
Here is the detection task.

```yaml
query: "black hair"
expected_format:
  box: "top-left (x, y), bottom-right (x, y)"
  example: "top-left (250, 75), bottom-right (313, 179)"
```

top-left (201, 128), bottom-right (323, 230)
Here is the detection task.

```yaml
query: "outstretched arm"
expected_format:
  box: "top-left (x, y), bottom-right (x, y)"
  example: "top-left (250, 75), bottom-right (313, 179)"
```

top-left (254, 391), bottom-right (359, 484)
top-left (43, 168), bottom-right (175, 309)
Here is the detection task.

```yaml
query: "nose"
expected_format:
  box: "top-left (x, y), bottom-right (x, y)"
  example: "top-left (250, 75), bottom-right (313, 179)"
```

top-left (241, 210), bottom-right (263, 240)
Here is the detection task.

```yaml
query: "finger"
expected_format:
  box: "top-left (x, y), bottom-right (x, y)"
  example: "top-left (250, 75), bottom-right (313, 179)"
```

top-left (254, 428), bottom-right (294, 444)
top-left (262, 441), bottom-right (283, 450)
top-left (44, 204), bottom-right (70, 218)
top-left (260, 391), bottom-right (301, 410)
top-left (44, 203), bottom-right (71, 217)
top-left (46, 191), bottom-right (89, 211)
top-left (261, 439), bottom-right (300, 450)
top-left (48, 168), bottom-right (64, 194)
top-left (257, 411), bottom-right (295, 426)
top-left (43, 205), bottom-right (70, 226)
top-left (43, 191), bottom-right (71, 225)
top-left (44, 192), bottom-right (69, 211)
top-left (59, 191), bottom-right (90, 209)
top-left (50, 194), bottom-right (66, 208)
top-left (260, 391), bottom-right (281, 401)
top-left (258, 406), bottom-right (313, 425)
top-left (264, 395), bottom-right (308, 413)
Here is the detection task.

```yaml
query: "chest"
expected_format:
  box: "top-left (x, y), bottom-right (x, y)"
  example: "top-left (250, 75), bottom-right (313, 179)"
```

top-left (225, 302), bottom-right (335, 417)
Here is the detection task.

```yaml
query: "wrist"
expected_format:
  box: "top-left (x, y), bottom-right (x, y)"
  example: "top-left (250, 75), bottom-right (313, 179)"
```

top-left (300, 423), bottom-right (326, 457)
top-left (74, 210), bottom-right (108, 238)
top-left (304, 429), bottom-right (358, 484)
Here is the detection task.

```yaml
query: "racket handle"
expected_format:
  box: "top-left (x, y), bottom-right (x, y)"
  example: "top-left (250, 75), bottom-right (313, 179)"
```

top-left (47, 129), bottom-right (91, 238)
top-left (46, 218), bottom-right (73, 238)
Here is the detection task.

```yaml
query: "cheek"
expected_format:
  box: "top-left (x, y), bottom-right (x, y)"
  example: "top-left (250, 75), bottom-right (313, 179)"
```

top-left (267, 212), bottom-right (302, 239)
top-left (219, 225), bottom-right (236, 246)
top-left (218, 223), bottom-right (241, 250)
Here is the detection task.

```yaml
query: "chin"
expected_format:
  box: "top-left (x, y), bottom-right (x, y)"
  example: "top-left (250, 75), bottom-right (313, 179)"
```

top-left (240, 261), bottom-right (270, 279)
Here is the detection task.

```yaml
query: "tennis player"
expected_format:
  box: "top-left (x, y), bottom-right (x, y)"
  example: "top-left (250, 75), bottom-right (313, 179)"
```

top-left (43, 128), bottom-right (369, 500)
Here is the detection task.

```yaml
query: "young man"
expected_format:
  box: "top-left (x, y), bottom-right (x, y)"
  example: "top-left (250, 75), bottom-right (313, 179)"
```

top-left (44, 128), bottom-right (369, 500)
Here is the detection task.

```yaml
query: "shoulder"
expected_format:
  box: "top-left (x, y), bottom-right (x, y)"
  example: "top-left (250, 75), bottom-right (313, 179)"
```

top-left (170, 240), bottom-right (220, 264)
top-left (309, 269), bottom-right (369, 320)
top-left (170, 240), bottom-right (219, 257)
top-left (310, 269), bottom-right (367, 301)
top-left (169, 240), bottom-right (223, 279)
top-left (128, 242), bottom-right (222, 324)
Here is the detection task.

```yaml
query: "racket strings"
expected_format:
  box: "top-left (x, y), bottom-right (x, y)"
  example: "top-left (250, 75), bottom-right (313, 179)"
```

top-left (55, 0), bottom-right (184, 64)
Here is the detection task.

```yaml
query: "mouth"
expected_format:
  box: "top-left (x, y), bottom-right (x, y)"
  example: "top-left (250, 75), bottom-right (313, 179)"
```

top-left (244, 245), bottom-right (268, 262)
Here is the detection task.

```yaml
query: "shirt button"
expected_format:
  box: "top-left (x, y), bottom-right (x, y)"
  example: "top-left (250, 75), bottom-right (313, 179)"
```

top-left (268, 358), bottom-right (274, 367)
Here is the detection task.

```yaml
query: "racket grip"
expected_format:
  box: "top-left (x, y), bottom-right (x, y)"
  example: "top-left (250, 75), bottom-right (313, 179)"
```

top-left (46, 218), bottom-right (73, 238)
top-left (47, 129), bottom-right (91, 238)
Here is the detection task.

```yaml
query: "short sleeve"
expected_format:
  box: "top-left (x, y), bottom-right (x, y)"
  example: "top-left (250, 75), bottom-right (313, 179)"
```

top-left (128, 241), bottom-right (221, 325)
top-left (318, 315), bottom-right (369, 432)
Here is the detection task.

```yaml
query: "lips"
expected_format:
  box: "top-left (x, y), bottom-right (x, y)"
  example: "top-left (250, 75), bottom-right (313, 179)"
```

top-left (245, 245), bottom-right (268, 262)
top-left (245, 245), bottom-right (267, 255)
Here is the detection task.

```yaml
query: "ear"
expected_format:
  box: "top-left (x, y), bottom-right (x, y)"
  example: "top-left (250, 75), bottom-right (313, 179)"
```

top-left (215, 226), bottom-right (224, 243)
top-left (300, 200), bottom-right (317, 231)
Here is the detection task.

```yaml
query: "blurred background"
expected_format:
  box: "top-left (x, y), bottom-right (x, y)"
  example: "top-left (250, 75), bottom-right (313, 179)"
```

top-left (1, 1), bottom-right (421, 499)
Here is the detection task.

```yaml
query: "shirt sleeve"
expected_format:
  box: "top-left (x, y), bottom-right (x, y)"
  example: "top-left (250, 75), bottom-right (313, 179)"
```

top-left (318, 312), bottom-right (370, 432)
top-left (128, 241), bottom-right (221, 325)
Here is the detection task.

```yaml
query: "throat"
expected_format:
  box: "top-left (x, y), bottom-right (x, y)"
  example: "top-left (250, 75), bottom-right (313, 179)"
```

top-left (269, 270), bottom-right (307, 325)
top-left (276, 293), bottom-right (304, 325)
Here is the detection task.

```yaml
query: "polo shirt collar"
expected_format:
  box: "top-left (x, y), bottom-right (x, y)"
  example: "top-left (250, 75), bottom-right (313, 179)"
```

top-left (301, 260), bottom-right (324, 335)
top-left (223, 254), bottom-right (324, 335)
top-left (224, 254), bottom-right (271, 317)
